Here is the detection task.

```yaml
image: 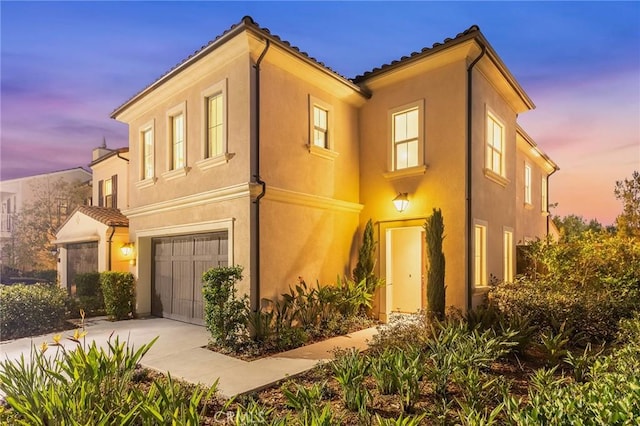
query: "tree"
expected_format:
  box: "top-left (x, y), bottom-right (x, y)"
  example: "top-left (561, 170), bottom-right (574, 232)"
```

top-left (353, 219), bottom-right (377, 292)
top-left (553, 214), bottom-right (603, 241)
top-left (4, 177), bottom-right (90, 271)
top-left (614, 170), bottom-right (640, 238)
top-left (424, 208), bottom-right (445, 320)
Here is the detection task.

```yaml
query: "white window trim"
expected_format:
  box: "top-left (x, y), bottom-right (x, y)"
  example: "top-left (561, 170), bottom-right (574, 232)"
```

top-left (136, 119), bottom-right (157, 189)
top-left (541, 175), bottom-right (549, 215)
top-left (473, 220), bottom-right (488, 290)
top-left (308, 95), bottom-right (338, 160)
top-left (484, 108), bottom-right (508, 186)
top-left (524, 162), bottom-right (532, 207)
top-left (164, 102), bottom-right (188, 173)
top-left (503, 227), bottom-right (514, 283)
top-left (197, 79), bottom-right (230, 171)
top-left (387, 99), bottom-right (425, 175)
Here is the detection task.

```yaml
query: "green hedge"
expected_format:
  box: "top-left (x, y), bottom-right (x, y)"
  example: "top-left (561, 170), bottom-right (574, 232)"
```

top-left (0, 284), bottom-right (68, 341)
top-left (75, 272), bottom-right (104, 315)
top-left (100, 272), bottom-right (135, 321)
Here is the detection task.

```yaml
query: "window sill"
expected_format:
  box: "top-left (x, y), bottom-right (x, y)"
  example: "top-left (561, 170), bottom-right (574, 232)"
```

top-left (308, 144), bottom-right (339, 160)
top-left (135, 177), bottom-right (157, 189)
top-left (162, 167), bottom-right (191, 181)
top-left (383, 164), bottom-right (428, 181)
top-left (541, 211), bottom-right (550, 217)
top-left (196, 153), bottom-right (235, 171)
top-left (473, 286), bottom-right (491, 295)
top-left (524, 202), bottom-right (533, 210)
top-left (483, 168), bottom-right (509, 187)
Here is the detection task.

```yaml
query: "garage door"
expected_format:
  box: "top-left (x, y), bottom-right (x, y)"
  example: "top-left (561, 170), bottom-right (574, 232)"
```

top-left (152, 232), bottom-right (228, 325)
top-left (67, 241), bottom-right (98, 294)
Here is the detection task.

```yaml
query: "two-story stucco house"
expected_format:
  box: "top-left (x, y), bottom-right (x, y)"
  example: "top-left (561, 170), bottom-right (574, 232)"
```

top-left (110, 17), bottom-right (557, 325)
top-left (54, 144), bottom-right (130, 293)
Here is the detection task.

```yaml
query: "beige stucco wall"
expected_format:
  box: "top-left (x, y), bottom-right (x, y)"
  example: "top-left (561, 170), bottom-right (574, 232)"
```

top-left (358, 59), bottom-right (469, 316)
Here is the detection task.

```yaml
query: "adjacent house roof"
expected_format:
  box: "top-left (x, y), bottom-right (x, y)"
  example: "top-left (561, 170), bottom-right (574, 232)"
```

top-left (74, 206), bottom-right (129, 227)
top-left (89, 147), bottom-right (129, 167)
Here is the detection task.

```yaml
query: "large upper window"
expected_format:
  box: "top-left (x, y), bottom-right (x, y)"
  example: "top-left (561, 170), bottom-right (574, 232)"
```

top-left (142, 126), bottom-right (154, 180)
top-left (171, 113), bottom-right (185, 169)
top-left (474, 223), bottom-right (487, 287)
top-left (313, 105), bottom-right (328, 149)
top-left (524, 163), bottom-right (532, 205)
top-left (207, 93), bottom-right (224, 158)
top-left (486, 113), bottom-right (505, 177)
top-left (393, 107), bottom-right (419, 170)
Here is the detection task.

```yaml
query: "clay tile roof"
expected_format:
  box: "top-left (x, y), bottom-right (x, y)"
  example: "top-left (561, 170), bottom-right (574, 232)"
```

top-left (352, 25), bottom-right (481, 82)
top-left (111, 16), bottom-right (363, 117)
top-left (76, 206), bottom-right (129, 227)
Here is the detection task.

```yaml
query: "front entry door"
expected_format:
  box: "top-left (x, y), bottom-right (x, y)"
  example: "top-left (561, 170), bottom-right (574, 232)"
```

top-left (387, 227), bottom-right (423, 314)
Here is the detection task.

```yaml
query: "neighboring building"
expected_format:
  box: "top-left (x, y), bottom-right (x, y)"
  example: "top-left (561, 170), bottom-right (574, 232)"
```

top-left (54, 146), bottom-right (130, 293)
top-left (0, 167), bottom-right (92, 269)
top-left (110, 17), bottom-right (558, 324)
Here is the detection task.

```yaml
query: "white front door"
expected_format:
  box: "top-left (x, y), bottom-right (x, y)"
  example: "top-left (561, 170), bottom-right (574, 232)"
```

top-left (386, 227), bottom-right (423, 314)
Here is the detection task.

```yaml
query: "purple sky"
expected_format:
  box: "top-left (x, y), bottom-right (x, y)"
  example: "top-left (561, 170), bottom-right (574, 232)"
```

top-left (1, 1), bottom-right (638, 225)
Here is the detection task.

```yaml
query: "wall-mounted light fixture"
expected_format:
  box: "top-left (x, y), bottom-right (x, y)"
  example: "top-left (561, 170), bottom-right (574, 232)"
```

top-left (120, 242), bottom-right (135, 258)
top-left (50, 246), bottom-right (60, 257)
top-left (393, 192), bottom-right (409, 213)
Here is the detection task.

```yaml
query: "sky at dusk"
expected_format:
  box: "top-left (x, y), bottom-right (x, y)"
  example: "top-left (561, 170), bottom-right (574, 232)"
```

top-left (1, 1), bottom-right (638, 225)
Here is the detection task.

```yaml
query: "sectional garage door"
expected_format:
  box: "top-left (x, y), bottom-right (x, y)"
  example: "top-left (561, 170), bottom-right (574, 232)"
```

top-left (152, 232), bottom-right (228, 325)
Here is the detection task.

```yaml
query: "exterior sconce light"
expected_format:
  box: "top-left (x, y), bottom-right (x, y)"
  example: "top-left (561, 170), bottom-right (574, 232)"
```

top-left (50, 246), bottom-right (60, 257)
top-left (120, 242), bottom-right (135, 258)
top-left (393, 192), bottom-right (409, 213)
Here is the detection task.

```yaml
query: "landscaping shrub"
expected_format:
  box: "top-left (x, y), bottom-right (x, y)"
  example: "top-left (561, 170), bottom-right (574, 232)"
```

top-left (425, 208), bottom-right (446, 320)
top-left (490, 233), bottom-right (640, 343)
top-left (332, 348), bottom-right (370, 416)
top-left (353, 218), bottom-right (378, 294)
top-left (202, 265), bottom-right (249, 350)
top-left (100, 272), bottom-right (136, 321)
top-left (0, 284), bottom-right (67, 340)
top-left (74, 272), bottom-right (104, 315)
top-left (0, 336), bottom-right (218, 424)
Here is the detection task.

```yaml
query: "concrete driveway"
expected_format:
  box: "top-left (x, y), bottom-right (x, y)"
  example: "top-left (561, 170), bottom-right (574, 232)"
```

top-left (0, 317), bottom-right (376, 398)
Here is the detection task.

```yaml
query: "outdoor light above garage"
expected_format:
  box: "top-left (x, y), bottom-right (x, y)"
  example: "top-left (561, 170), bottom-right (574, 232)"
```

top-left (393, 193), bottom-right (409, 212)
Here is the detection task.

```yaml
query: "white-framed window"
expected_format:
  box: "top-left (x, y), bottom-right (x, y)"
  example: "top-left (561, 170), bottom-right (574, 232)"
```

top-left (474, 222), bottom-right (487, 287)
top-left (104, 178), bottom-right (113, 207)
top-left (392, 106), bottom-right (419, 170)
top-left (524, 163), bottom-right (532, 205)
top-left (196, 79), bottom-right (228, 170)
top-left (136, 120), bottom-right (156, 188)
top-left (171, 113), bottom-right (185, 169)
top-left (503, 229), bottom-right (514, 282)
top-left (313, 105), bottom-right (328, 148)
top-left (486, 112), bottom-right (505, 177)
top-left (541, 176), bottom-right (548, 213)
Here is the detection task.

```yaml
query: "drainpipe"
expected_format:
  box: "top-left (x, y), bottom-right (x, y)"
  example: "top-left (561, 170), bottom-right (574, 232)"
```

top-left (546, 168), bottom-right (558, 236)
top-left (107, 226), bottom-right (116, 271)
top-left (251, 39), bottom-right (270, 312)
top-left (466, 43), bottom-right (486, 312)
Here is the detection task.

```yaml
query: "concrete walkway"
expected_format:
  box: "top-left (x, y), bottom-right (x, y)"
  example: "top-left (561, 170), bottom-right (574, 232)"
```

top-left (0, 317), bottom-right (377, 398)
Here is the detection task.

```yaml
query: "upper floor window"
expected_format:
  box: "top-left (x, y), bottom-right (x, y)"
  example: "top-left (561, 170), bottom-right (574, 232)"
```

top-left (393, 107), bottom-right (419, 170)
top-left (207, 93), bottom-right (224, 158)
top-left (197, 80), bottom-right (232, 171)
top-left (171, 113), bottom-right (185, 169)
top-left (486, 113), bottom-right (505, 177)
top-left (313, 106), bottom-right (328, 149)
top-left (541, 176), bottom-right (548, 213)
top-left (142, 126), bottom-right (154, 180)
top-left (524, 163), bottom-right (532, 205)
top-left (98, 175), bottom-right (117, 208)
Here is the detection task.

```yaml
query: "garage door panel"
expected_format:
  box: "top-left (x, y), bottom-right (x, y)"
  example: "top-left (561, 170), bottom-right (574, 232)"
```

top-left (152, 232), bottom-right (227, 325)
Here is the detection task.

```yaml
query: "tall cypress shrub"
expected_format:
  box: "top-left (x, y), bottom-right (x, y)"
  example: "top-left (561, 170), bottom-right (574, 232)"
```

top-left (425, 208), bottom-right (446, 319)
top-left (353, 219), bottom-right (376, 292)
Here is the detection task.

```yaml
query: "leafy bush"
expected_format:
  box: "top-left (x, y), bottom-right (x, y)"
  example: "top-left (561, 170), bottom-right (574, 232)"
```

top-left (74, 272), bottom-right (104, 315)
top-left (353, 218), bottom-right (378, 294)
top-left (0, 284), bottom-right (68, 340)
top-left (425, 208), bottom-right (446, 320)
top-left (100, 272), bottom-right (136, 321)
top-left (0, 335), bottom-right (218, 424)
top-left (202, 265), bottom-right (249, 350)
top-left (490, 233), bottom-right (640, 343)
top-left (332, 348), bottom-right (370, 415)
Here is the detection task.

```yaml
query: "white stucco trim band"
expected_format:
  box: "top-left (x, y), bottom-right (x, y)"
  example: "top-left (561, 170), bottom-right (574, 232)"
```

top-left (265, 186), bottom-right (363, 213)
top-left (54, 236), bottom-right (101, 244)
top-left (123, 182), bottom-right (261, 218)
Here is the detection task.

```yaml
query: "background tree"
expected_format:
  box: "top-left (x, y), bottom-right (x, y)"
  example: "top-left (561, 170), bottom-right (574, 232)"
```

top-left (614, 170), bottom-right (640, 238)
top-left (4, 178), bottom-right (90, 272)
top-left (353, 219), bottom-right (377, 292)
top-left (553, 214), bottom-right (603, 241)
top-left (425, 208), bottom-right (445, 320)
